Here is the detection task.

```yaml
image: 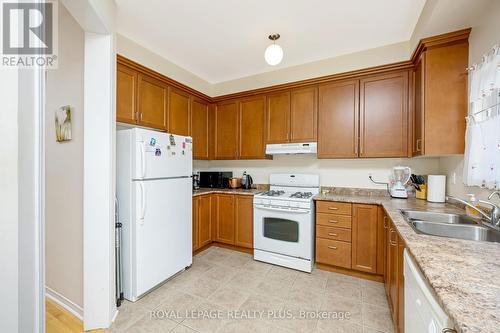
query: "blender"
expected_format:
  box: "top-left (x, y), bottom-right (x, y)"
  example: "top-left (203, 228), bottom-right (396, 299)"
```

top-left (390, 166), bottom-right (411, 198)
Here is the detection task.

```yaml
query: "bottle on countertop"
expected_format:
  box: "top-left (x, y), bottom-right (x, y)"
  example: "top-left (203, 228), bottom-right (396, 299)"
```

top-left (241, 171), bottom-right (247, 188)
top-left (465, 193), bottom-right (480, 217)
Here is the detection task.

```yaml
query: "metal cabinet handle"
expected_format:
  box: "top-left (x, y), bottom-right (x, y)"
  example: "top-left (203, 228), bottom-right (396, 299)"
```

top-left (383, 216), bottom-right (388, 229)
top-left (389, 228), bottom-right (397, 246)
top-left (328, 207), bottom-right (339, 210)
top-left (416, 138), bottom-right (422, 152)
top-left (328, 233), bottom-right (338, 237)
top-left (442, 329), bottom-right (457, 333)
top-left (328, 220), bottom-right (338, 223)
top-left (328, 246), bottom-right (337, 250)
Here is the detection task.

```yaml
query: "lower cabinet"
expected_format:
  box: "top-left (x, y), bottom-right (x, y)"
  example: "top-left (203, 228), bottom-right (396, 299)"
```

top-left (192, 193), bottom-right (253, 252)
top-left (384, 211), bottom-right (405, 333)
top-left (316, 201), bottom-right (405, 332)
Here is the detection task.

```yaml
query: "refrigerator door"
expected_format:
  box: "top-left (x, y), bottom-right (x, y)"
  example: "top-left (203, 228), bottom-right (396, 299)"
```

top-left (132, 128), bottom-right (192, 180)
top-left (134, 177), bottom-right (192, 297)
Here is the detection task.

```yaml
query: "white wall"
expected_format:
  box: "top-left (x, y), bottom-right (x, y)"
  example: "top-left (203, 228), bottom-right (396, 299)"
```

top-left (194, 156), bottom-right (440, 190)
top-left (437, 0), bottom-right (500, 203)
top-left (45, 4), bottom-right (85, 312)
top-left (0, 69), bottom-right (19, 333)
top-left (116, 34), bottom-right (213, 96)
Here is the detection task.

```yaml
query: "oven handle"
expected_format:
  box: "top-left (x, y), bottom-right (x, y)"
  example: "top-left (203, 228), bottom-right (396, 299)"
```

top-left (254, 205), bottom-right (310, 214)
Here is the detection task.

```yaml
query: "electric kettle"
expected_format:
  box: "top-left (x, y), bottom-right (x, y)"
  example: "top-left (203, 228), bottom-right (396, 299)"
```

top-left (241, 172), bottom-right (253, 190)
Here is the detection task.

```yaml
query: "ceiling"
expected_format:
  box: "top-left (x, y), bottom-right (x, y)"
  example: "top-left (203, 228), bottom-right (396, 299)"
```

top-left (115, 0), bottom-right (426, 83)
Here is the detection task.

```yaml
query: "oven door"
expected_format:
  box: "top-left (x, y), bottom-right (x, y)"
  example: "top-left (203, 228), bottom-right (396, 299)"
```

top-left (253, 205), bottom-right (312, 259)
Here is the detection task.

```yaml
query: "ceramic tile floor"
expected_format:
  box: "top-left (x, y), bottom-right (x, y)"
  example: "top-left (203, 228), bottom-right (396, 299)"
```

top-left (107, 246), bottom-right (394, 333)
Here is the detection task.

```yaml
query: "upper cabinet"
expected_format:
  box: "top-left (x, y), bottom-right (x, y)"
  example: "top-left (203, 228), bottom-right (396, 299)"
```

top-left (168, 88), bottom-right (191, 136)
top-left (318, 80), bottom-right (359, 158)
top-left (266, 91), bottom-right (290, 143)
top-left (191, 98), bottom-right (211, 160)
top-left (412, 38), bottom-right (468, 156)
top-left (137, 73), bottom-right (168, 131)
top-left (239, 96), bottom-right (266, 159)
top-left (265, 87), bottom-right (318, 144)
top-left (214, 99), bottom-right (239, 159)
top-left (290, 86), bottom-right (318, 142)
top-left (360, 71), bottom-right (408, 158)
top-left (116, 63), bottom-right (137, 124)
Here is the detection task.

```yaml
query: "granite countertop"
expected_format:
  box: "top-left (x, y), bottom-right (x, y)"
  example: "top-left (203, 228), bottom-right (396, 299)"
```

top-left (192, 187), bottom-right (262, 196)
top-left (315, 193), bottom-right (500, 333)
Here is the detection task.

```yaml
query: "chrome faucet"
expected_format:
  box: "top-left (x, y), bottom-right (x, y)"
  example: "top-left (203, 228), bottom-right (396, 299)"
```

top-left (447, 191), bottom-right (500, 227)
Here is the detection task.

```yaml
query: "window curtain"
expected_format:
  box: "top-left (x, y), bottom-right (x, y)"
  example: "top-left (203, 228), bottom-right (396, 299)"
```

top-left (463, 45), bottom-right (500, 189)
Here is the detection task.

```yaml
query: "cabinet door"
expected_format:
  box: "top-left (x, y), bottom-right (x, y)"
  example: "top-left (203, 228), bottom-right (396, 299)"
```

top-left (215, 100), bottom-right (238, 159)
top-left (215, 194), bottom-right (235, 244)
top-left (235, 195), bottom-right (253, 248)
top-left (137, 74), bottom-right (168, 131)
top-left (376, 207), bottom-right (387, 276)
top-left (198, 195), bottom-right (212, 248)
top-left (290, 86), bottom-right (318, 142)
top-left (239, 96), bottom-right (266, 159)
top-left (397, 235), bottom-right (405, 333)
top-left (191, 98), bottom-right (210, 159)
top-left (352, 204), bottom-right (378, 273)
top-left (266, 91), bottom-right (290, 143)
top-left (168, 88), bottom-right (191, 136)
top-left (192, 196), bottom-right (199, 251)
top-left (318, 80), bottom-right (359, 158)
top-left (413, 54), bottom-right (425, 156)
top-left (385, 221), bottom-right (391, 297)
top-left (388, 223), bottom-right (399, 321)
top-left (116, 64), bottom-right (137, 124)
top-left (360, 71), bottom-right (408, 157)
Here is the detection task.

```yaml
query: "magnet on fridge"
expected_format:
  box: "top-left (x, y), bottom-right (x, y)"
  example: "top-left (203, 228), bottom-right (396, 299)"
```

top-left (155, 148), bottom-right (161, 156)
top-left (149, 138), bottom-right (156, 146)
top-left (182, 142), bottom-right (186, 149)
top-left (182, 150), bottom-right (185, 155)
top-left (169, 135), bottom-right (176, 146)
top-left (166, 145), bottom-right (171, 150)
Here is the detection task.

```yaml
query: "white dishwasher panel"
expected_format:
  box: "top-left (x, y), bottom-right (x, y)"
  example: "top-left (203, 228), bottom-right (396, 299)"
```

top-left (404, 249), bottom-right (455, 333)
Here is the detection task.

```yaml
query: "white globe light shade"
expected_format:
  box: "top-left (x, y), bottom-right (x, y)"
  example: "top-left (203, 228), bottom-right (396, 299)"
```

top-left (264, 43), bottom-right (283, 65)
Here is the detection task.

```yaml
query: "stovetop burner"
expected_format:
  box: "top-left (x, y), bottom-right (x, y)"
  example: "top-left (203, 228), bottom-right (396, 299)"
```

top-left (261, 190), bottom-right (285, 197)
top-left (290, 191), bottom-right (313, 199)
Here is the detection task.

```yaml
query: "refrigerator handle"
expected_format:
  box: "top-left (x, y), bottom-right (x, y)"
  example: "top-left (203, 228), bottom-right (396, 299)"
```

top-left (139, 182), bottom-right (146, 224)
top-left (137, 140), bottom-right (146, 179)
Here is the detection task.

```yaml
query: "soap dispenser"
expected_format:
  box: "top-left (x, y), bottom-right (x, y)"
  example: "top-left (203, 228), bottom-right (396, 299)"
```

top-left (466, 193), bottom-right (480, 217)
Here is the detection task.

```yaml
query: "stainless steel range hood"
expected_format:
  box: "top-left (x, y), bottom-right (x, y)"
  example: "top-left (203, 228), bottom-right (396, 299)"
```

top-left (265, 142), bottom-right (317, 155)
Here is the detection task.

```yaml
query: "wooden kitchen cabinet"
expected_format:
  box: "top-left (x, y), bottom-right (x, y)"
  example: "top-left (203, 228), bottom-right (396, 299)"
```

top-left (290, 86), bottom-right (318, 142)
top-left (214, 100), bottom-right (239, 159)
top-left (239, 96), bottom-right (266, 159)
top-left (214, 194), bottom-right (235, 244)
top-left (266, 91), bottom-right (291, 143)
top-left (168, 88), bottom-right (191, 136)
top-left (116, 63), bottom-right (137, 125)
top-left (359, 71), bottom-right (408, 158)
top-left (192, 196), bottom-right (199, 251)
top-left (351, 204), bottom-right (378, 273)
top-left (235, 195), bottom-right (253, 248)
top-left (198, 195), bottom-right (212, 248)
top-left (137, 73), bottom-right (168, 131)
top-left (265, 87), bottom-right (317, 144)
top-left (377, 207), bottom-right (387, 276)
top-left (191, 98), bottom-right (211, 159)
top-left (318, 80), bottom-right (359, 158)
top-left (412, 40), bottom-right (468, 156)
top-left (397, 235), bottom-right (405, 333)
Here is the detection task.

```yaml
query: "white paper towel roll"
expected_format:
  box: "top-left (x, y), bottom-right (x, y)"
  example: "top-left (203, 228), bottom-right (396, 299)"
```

top-left (427, 175), bottom-right (446, 203)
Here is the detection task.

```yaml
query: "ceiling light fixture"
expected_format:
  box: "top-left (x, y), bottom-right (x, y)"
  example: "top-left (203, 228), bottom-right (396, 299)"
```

top-left (264, 34), bottom-right (283, 66)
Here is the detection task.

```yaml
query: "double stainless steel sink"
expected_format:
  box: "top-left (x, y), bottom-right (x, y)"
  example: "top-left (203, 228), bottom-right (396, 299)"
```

top-left (401, 210), bottom-right (500, 243)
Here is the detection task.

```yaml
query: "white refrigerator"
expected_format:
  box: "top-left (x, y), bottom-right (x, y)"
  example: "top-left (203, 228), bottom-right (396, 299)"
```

top-left (117, 128), bottom-right (192, 301)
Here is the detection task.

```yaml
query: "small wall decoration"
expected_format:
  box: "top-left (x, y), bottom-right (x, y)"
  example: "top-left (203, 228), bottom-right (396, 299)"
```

top-left (55, 105), bottom-right (72, 142)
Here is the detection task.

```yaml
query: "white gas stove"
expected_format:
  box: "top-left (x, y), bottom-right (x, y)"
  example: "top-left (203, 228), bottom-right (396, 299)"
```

top-left (253, 174), bottom-right (320, 272)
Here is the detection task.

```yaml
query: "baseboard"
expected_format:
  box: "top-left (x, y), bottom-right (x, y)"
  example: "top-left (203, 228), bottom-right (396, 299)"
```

top-left (316, 263), bottom-right (384, 283)
top-left (45, 286), bottom-right (83, 321)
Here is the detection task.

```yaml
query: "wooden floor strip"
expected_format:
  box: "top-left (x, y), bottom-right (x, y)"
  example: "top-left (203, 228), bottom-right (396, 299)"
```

top-left (45, 299), bottom-right (104, 333)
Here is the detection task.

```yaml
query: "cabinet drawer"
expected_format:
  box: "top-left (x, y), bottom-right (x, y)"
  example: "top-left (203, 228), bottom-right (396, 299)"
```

top-left (316, 201), bottom-right (352, 215)
top-left (316, 213), bottom-right (352, 228)
top-left (316, 238), bottom-right (351, 269)
top-left (316, 225), bottom-right (351, 242)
